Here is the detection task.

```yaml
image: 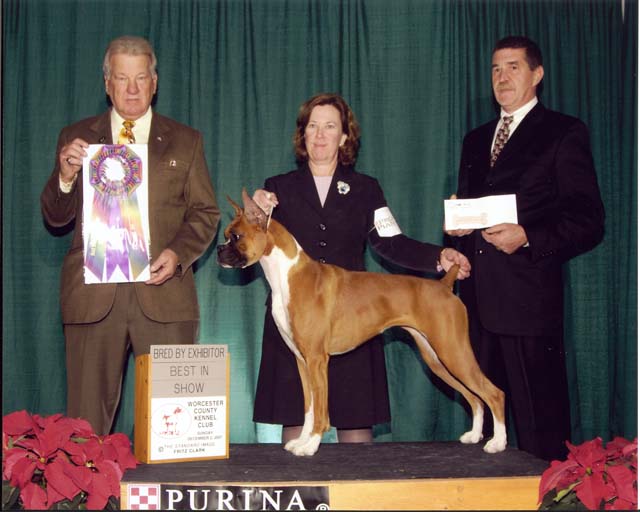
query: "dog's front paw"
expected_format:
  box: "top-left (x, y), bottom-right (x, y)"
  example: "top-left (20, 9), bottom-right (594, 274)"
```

top-left (483, 435), bottom-right (507, 453)
top-left (284, 434), bottom-right (321, 456)
top-left (459, 430), bottom-right (483, 444)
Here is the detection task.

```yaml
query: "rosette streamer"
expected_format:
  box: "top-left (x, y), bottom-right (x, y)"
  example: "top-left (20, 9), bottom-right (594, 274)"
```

top-left (85, 145), bottom-right (149, 281)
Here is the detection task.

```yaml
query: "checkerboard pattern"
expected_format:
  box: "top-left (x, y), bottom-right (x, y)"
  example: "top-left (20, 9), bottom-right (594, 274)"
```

top-left (128, 484), bottom-right (161, 510)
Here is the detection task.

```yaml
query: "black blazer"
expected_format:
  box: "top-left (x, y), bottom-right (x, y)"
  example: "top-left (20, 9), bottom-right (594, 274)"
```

top-left (264, 163), bottom-right (442, 273)
top-left (454, 103), bottom-right (604, 336)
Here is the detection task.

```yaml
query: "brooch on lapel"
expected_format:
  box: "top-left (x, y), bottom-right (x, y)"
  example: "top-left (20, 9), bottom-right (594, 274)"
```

top-left (337, 181), bottom-right (350, 195)
top-left (169, 159), bottom-right (177, 168)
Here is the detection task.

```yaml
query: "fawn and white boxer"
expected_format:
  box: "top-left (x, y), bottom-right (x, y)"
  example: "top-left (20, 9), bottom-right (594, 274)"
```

top-left (217, 190), bottom-right (506, 456)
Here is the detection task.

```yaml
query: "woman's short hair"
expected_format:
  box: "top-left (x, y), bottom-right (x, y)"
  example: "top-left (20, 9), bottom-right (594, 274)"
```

top-left (293, 93), bottom-right (360, 166)
top-left (103, 36), bottom-right (157, 79)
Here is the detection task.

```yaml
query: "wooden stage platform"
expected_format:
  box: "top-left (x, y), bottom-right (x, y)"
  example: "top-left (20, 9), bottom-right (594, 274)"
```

top-left (120, 442), bottom-right (549, 510)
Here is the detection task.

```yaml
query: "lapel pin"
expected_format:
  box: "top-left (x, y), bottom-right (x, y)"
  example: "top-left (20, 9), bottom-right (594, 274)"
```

top-left (337, 181), bottom-right (350, 195)
top-left (170, 160), bottom-right (177, 168)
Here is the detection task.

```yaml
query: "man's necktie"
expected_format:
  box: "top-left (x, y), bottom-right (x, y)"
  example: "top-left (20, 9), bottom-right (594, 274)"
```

top-left (118, 120), bottom-right (136, 144)
top-left (490, 115), bottom-right (514, 167)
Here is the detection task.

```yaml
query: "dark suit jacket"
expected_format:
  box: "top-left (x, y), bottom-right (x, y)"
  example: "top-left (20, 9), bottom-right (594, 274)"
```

top-left (253, 163), bottom-right (443, 427)
top-left (265, 163), bottom-right (443, 271)
top-left (454, 103), bottom-right (604, 336)
top-left (41, 110), bottom-right (220, 324)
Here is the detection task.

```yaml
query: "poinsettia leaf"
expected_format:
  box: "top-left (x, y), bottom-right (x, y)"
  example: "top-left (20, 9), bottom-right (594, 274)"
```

top-left (2, 481), bottom-right (21, 510)
top-left (35, 413), bottom-right (64, 430)
top-left (3, 447), bottom-right (30, 481)
top-left (102, 433), bottom-right (138, 470)
top-left (44, 459), bottom-right (82, 501)
top-left (105, 495), bottom-right (121, 510)
top-left (79, 437), bottom-right (103, 462)
top-left (95, 459), bottom-right (123, 496)
top-left (607, 464), bottom-right (638, 505)
top-left (20, 481), bottom-right (48, 510)
top-left (63, 439), bottom-right (88, 465)
top-left (571, 437), bottom-right (607, 470)
top-left (45, 476), bottom-right (69, 507)
top-left (65, 417), bottom-right (96, 438)
top-left (607, 437), bottom-right (631, 454)
top-left (2, 410), bottom-right (36, 437)
top-left (86, 472), bottom-right (111, 510)
top-left (620, 439), bottom-right (638, 461)
top-left (605, 497), bottom-right (636, 510)
top-left (538, 459), bottom-right (580, 503)
top-left (10, 456), bottom-right (38, 488)
top-left (576, 473), bottom-right (611, 510)
top-left (61, 461), bottom-right (93, 491)
top-left (38, 420), bottom-right (75, 458)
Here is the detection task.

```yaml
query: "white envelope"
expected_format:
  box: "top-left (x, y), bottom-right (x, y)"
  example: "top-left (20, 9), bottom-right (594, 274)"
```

top-left (444, 194), bottom-right (518, 230)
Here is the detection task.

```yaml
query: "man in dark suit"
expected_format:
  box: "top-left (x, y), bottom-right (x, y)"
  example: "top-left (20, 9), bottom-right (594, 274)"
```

top-left (447, 36), bottom-right (604, 460)
top-left (41, 36), bottom-right (220, 435)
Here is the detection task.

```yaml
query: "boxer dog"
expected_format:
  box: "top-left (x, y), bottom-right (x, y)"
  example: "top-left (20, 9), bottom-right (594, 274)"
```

top-left (217, 190), bottom-right (506, 456)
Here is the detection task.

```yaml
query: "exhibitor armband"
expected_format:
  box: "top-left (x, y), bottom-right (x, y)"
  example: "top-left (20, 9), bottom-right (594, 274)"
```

top-left (373, 207), bottom-right (402, 237)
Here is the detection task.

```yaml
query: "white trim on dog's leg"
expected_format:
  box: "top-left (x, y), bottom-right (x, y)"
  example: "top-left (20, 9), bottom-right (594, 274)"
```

top-left (284, 400), bottom-right (314, 455)
top-left (483, 417), bottom-right (507, 453)
top-left (296, 433), bottom-right (322, 456)
top-left (286, 410), bottom-right (321, 456)
top-left (459, 403), bottom-right (484, 444)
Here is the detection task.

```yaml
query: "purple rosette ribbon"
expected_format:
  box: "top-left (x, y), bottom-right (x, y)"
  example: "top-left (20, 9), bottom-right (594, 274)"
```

top-left (84, 145), bottom-right (149, 282)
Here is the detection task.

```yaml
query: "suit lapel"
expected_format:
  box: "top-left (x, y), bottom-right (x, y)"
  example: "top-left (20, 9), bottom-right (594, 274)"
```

top-left (296, 163), bottom-right (325, 215)
top-left (148, 112), bottom-right (171, 172)
top-left (89, 112), bottom-right (113, 144)
top-left (323, 165), bottom-right (352, 211)
top-left (492, 103), bottom-right (545, 169)
top-left (468, 122), bottom-right (497, 195)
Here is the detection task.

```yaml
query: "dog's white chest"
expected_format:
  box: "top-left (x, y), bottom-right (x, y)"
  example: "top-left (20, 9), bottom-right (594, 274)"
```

top-left (260, 245), bottom-right (302, 359)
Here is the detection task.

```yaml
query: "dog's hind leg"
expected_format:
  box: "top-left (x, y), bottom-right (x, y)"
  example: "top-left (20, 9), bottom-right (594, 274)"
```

top-left (403, 327), bottom-right (487, 443)
top-left (414, 323), bottom-right (507, 453)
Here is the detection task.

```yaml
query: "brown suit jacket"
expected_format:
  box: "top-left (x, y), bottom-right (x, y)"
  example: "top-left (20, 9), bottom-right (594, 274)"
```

top-left (41, 110), bottom-right (220, 324)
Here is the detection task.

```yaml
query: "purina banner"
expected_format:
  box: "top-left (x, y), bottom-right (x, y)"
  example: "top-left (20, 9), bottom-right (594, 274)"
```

top-left (125, 484), bottom-right (330, 511)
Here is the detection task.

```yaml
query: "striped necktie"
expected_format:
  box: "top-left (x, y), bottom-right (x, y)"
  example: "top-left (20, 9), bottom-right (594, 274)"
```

top-left (490, 115), bottom-right (514, 167)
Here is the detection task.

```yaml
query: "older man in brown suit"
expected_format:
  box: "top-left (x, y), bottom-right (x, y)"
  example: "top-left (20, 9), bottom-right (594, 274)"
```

top-left (40, 36), bottom-right (220, 435)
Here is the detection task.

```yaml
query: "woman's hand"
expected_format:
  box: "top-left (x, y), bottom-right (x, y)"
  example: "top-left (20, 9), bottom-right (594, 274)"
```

top-left (253, 189), bottom-right (279, 213)
top-left (439, 248), bottom-right (471, 280)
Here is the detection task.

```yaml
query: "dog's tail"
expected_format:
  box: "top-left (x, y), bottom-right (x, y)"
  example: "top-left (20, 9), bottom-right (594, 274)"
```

top-left (441, 264), bottom-right (459, 291)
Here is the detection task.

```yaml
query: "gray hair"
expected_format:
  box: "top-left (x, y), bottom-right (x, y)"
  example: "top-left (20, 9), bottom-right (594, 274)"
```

top-left (103, 36), bottom-right (157, 78)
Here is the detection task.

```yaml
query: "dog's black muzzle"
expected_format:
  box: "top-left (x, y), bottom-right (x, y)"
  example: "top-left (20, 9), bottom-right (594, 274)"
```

top-left (217, 242), bottom-right (247, 268)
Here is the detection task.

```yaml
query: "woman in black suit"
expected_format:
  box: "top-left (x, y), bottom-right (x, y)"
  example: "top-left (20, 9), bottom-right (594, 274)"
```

top-left (253, 93), bottom-right (470, 444)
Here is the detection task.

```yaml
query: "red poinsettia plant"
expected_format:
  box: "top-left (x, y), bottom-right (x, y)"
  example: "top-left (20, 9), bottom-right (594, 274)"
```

top-left (538, 436), bottom-right (637, 510)
top-left (2, 410), bottom-right (138, 510)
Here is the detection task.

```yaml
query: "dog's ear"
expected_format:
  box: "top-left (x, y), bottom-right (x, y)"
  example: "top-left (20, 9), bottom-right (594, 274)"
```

top-left (226, 195), bottom-right (243, 217)
top-left (241, 188), bottom-right (269, 231)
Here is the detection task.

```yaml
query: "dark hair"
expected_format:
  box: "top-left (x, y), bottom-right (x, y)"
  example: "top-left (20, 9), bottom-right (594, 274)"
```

top-left (293, 93), bottom-right (360, 166)
top-left (493, 36), bottom-right (543, 70)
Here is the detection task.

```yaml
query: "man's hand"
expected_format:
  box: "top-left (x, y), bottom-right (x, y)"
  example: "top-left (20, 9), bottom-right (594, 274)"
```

top-left (253, 189), bottom-right (278, 213)
top-left (482, 223), bottom-right (528, 254)
top-left (439, 248), bottom-right (472, 280)
top-left (146, 248), bottom-right (179, 285)
top-left (59, 138), bottom-right (89, 183)
top-left (443, 194), bottom-right (474, 237)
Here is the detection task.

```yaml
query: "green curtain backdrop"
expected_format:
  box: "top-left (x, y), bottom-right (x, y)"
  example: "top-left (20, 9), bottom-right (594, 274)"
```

top-left (3, 0), bottom-right (637, 447)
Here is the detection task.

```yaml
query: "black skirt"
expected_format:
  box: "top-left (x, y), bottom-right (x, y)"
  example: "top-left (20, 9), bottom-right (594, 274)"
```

top-left (253, 306), bottom-right (391, 429)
